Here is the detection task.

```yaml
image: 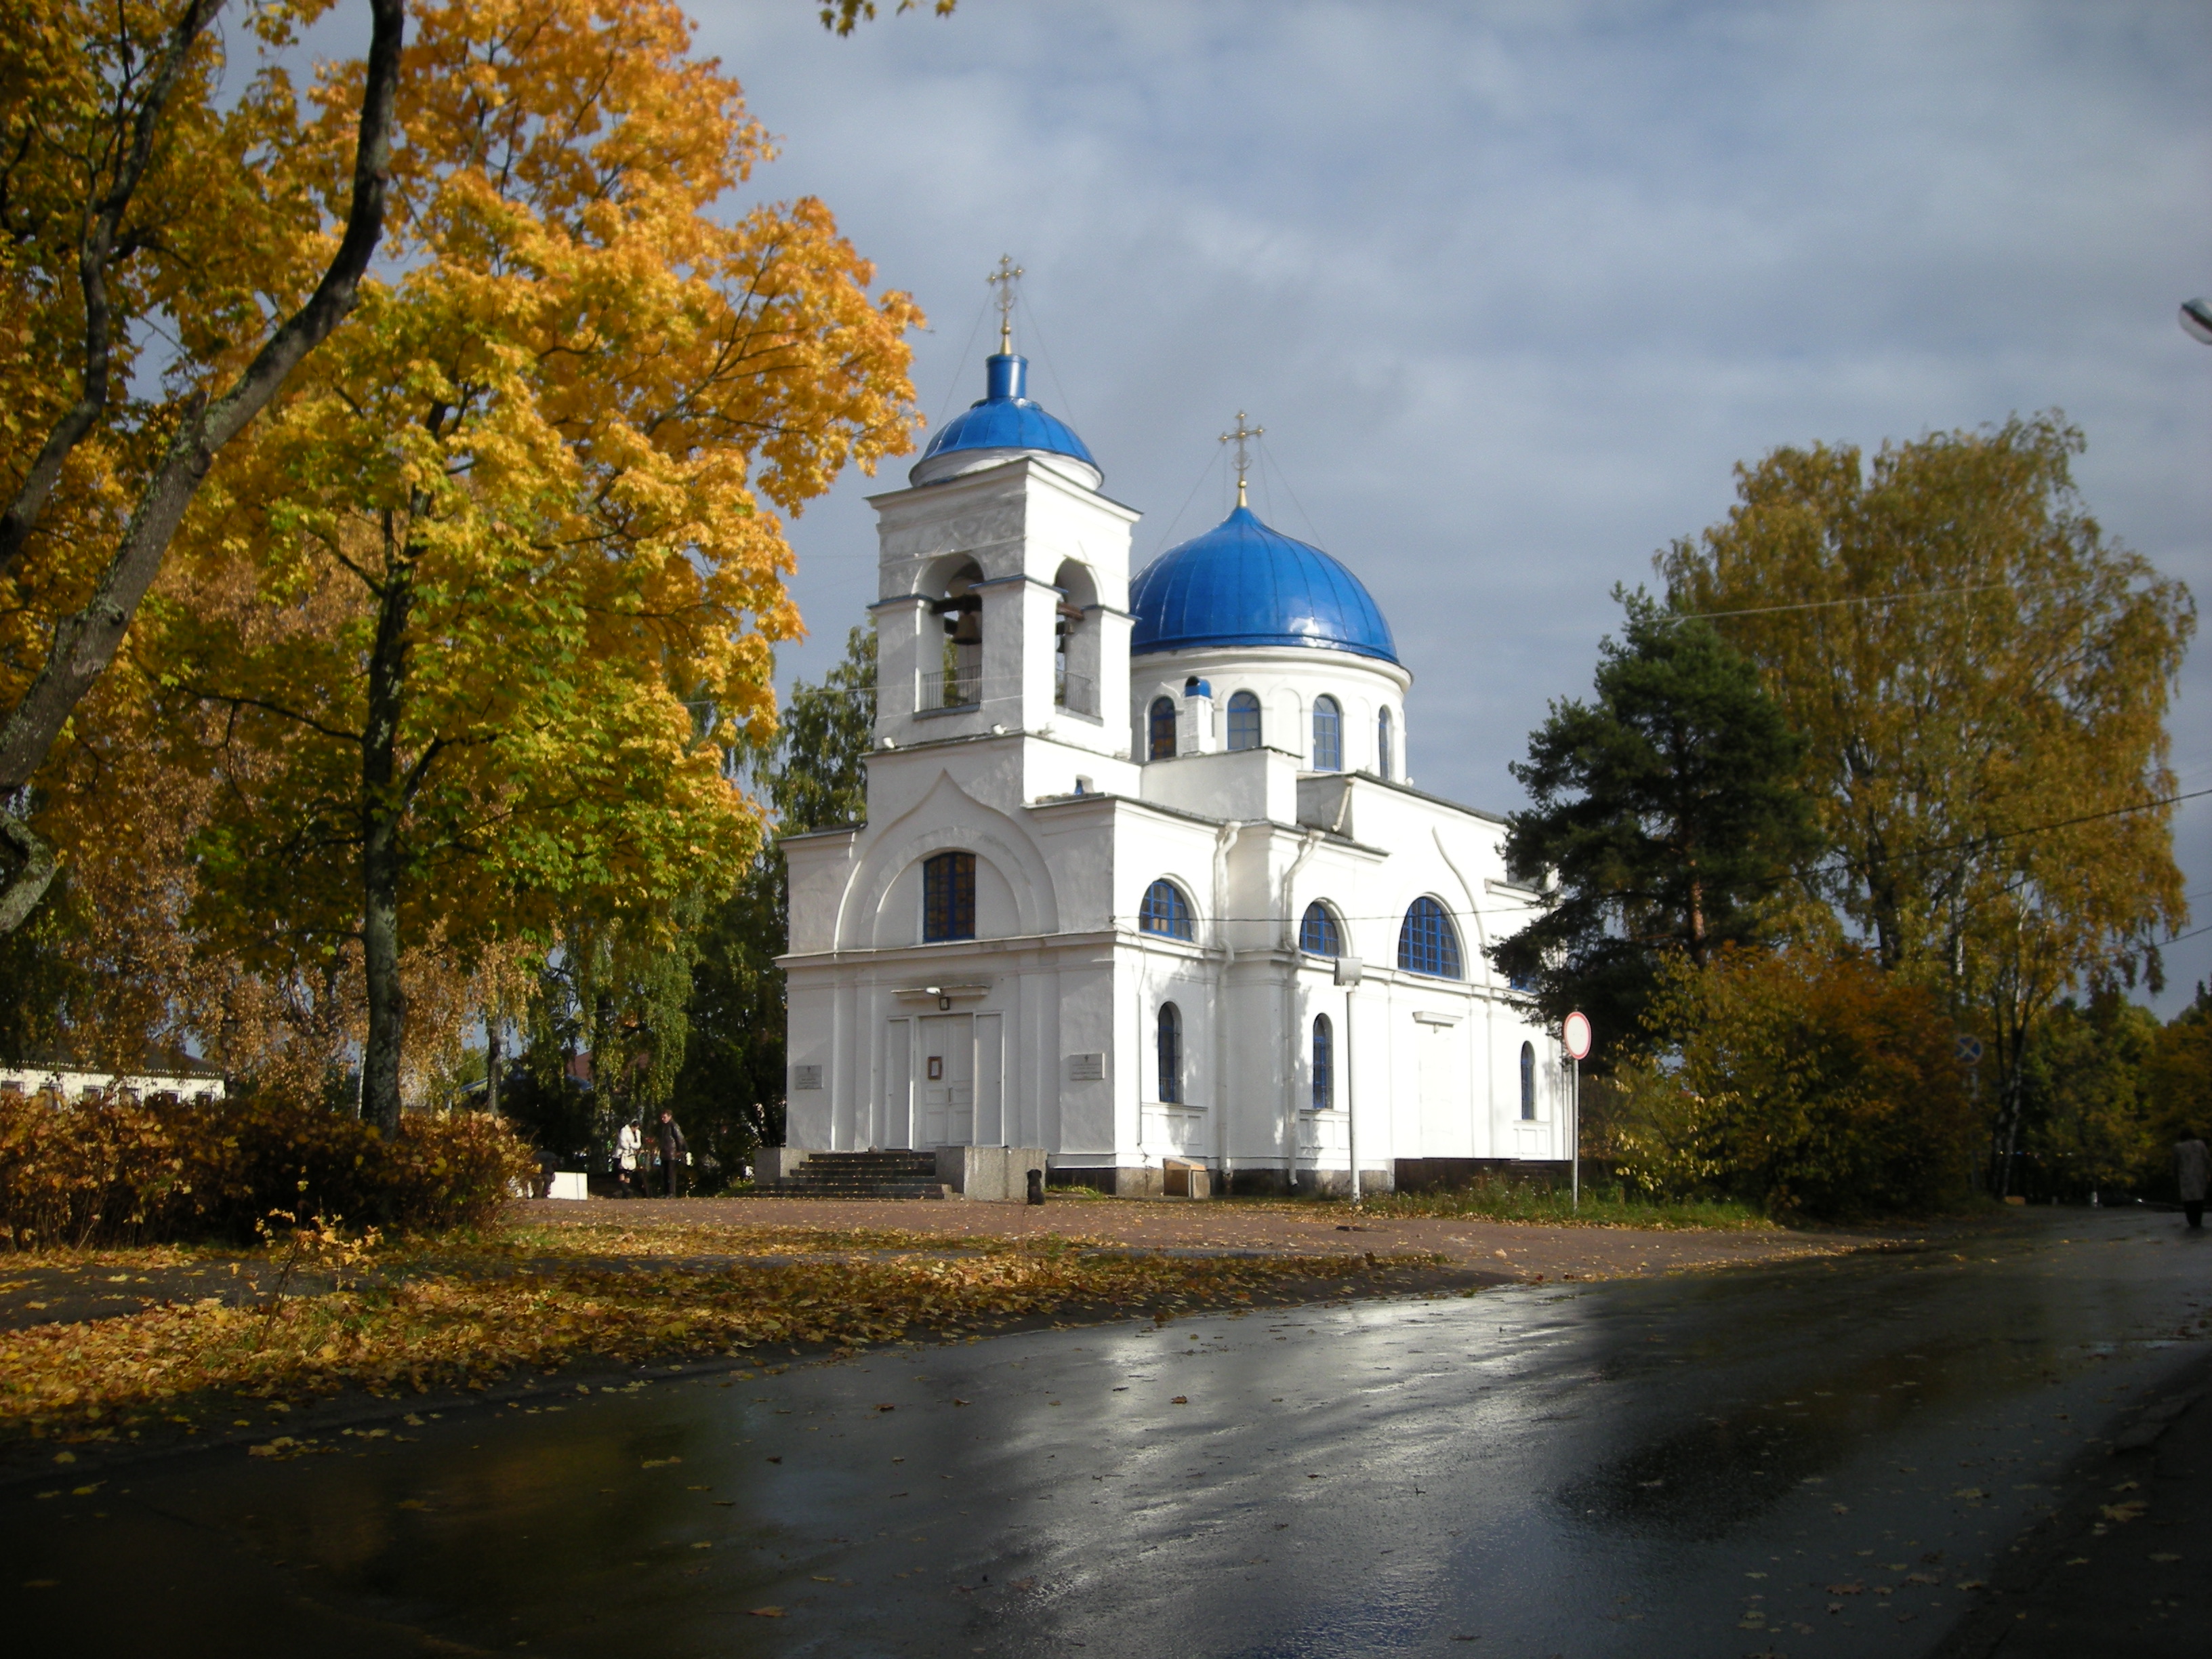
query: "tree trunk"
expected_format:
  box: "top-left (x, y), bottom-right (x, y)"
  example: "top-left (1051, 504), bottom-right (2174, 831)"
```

top-left (485, 1014), bottom-right (502, 1119)
top-left (360, 547), bottom-right (414, 1136)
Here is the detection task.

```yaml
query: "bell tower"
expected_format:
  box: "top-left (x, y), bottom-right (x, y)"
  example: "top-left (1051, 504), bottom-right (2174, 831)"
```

top-left (867, 260), bottom-right (1139, 792)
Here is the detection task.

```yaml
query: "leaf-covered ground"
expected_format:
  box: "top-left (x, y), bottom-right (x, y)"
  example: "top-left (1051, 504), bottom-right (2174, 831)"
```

top-left (0, 1233), bottom-right (1464, 1448)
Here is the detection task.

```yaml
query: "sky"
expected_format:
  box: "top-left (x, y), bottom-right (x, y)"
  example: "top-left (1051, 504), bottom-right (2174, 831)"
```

top-left (676, 1), bottom-right (2212, 1008)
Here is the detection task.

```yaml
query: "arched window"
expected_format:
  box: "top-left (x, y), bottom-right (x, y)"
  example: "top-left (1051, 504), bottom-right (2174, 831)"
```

top-left (1227, 690), bottom-right (1262, 752)
top-left (1148, 696), bottom-right (1177, 760)
top-left (923, 851), bottom-right (977, 942)
top-left (1377, 706), bottom-right (1395, 781)
top-left (1519, 1041), bottom-right (1536, 1120)
top-left (1158, 1002), bottom-right (1183, 1104)
top-left (1298, 901), bottom-right (1341, 957)
top-left (1311, 1013), bottom-right (1334, 1111)
top-left (1311, 695), bottom-right (1342, 771)
top-left (1397, 896), bottom-right (1462, 979)
top-left (1139, 879), bottom-right (1195, 941)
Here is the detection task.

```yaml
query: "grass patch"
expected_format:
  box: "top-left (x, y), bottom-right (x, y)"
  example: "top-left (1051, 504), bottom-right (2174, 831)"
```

top-left (1353, 1179), bottom-right (1770, 1231)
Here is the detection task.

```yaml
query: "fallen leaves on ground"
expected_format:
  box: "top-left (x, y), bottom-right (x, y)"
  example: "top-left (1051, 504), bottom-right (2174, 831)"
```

top-left (0, 1244), bottom-right (1429, 1438)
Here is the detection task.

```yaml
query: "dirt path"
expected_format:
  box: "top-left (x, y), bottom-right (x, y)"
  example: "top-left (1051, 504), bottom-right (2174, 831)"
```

top-left (516, 1193), bottom-right (1939, 1279)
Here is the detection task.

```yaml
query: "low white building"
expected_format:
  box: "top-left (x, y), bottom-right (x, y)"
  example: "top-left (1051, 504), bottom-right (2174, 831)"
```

top-left (779, 344), bottom-right (1563, 1194)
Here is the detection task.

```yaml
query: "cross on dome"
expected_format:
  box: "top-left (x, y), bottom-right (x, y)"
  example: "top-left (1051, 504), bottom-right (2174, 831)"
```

top-left (1219, 411), bottom-right (1263, 508)
top-left (987, 254), bottom-right (1024, 353)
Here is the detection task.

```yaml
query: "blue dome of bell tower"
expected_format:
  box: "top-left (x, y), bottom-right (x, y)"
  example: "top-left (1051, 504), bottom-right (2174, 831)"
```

top-left (1130, 506), bottom-right (1399, 665)
top-left (909, 352), bottom-right (1101, 488)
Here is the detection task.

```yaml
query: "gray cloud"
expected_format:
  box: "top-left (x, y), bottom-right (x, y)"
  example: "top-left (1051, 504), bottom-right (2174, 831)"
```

top-left (695, 0), bottom-right (2212, 1007)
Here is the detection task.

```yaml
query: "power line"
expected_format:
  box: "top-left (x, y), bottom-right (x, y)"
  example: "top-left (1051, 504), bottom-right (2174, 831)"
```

top-left (1816, 787), bottom-right (2212, 876)
top-left (1681, 577), bottom-right (2072, 621)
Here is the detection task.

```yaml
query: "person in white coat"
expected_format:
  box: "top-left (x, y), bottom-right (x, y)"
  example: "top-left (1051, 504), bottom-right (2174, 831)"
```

top-left (615, 1120), bottom-right (643, 1197)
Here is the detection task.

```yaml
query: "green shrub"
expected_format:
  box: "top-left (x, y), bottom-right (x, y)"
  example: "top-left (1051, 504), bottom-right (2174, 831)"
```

top-left (1609, 947), bottom-right (1978, 1219)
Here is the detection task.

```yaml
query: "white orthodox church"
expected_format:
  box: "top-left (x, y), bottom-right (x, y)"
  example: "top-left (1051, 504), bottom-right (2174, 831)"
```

top-left (777, 329), bottom-right (1565, 1195)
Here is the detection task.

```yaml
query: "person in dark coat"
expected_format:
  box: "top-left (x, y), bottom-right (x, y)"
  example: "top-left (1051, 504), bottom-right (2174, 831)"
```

top-left (2175, 1130), bottom-right (2209, 1231)
top-left (655, 1109), bottom-right (687, 1198)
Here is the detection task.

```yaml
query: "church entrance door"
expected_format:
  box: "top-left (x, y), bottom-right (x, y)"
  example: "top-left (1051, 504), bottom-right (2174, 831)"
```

top-left (918, 1014), bottom-right (975, 1147)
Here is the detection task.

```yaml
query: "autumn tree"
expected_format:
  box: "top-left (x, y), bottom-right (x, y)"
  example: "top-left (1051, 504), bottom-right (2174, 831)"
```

top-left (2018, 991), bottom-right (2162, 1200)
top-left (1492, 591), bottom-right (1821, 1051)
top-left (670, 623), bottom-right (876, 1178)
top-left (0, 0), bottom-right (403, 934)
top-left (1658, 415), bottom-right (2195, 1190)
top-left (146, 0), bottom-right (922, 1133)
top-left (1609, 947), bottom-right (1978, 1219)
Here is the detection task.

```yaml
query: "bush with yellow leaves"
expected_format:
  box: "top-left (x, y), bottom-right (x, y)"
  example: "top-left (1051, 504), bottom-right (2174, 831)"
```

top-left (1608, 946), bottom-right (1978, 1219)
top-left (0, 1086), bottom-right (535, 1249)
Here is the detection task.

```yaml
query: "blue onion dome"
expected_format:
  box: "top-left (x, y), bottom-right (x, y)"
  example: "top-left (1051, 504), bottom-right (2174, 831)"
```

top-left (1130, 506), bottom-right (1400, 664)
top-left (908, 352), bottom-right (1101, 488)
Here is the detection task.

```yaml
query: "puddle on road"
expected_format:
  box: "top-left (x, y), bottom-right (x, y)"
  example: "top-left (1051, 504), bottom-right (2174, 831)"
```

top-left (5, 1212), bottom-right (2207, 1659)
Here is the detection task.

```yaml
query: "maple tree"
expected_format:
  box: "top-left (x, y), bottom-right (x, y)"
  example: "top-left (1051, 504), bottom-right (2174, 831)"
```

top-left (1658, 415), bottom-right (2195, 1190)
top-left (144, 0), bottom-right (922, 1134)
top-left (0, 0), bottom-right (404, 935)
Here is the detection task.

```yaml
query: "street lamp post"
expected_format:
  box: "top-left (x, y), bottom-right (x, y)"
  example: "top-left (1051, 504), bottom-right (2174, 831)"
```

top-left (1335, 955), bottom-right (1363, 1202)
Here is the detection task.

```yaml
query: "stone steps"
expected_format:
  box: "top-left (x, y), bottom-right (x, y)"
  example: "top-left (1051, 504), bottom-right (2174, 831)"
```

top-left (771, 1149), bottom-right (950, 1200)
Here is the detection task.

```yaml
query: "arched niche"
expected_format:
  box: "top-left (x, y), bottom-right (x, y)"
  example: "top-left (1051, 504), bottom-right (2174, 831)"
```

top-left (836, 770), bottom-right (1059, 948)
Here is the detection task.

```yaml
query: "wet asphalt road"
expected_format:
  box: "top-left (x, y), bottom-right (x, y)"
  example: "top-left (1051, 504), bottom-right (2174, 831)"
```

top-left (5, 1209), bottom-right (2209, 1658)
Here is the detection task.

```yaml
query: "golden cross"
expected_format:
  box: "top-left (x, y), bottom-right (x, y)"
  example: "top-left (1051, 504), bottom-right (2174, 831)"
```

top-left (1219, 411), bottom-right (1263, 508)
top-left (987, 254), bottom-right (1024, 352)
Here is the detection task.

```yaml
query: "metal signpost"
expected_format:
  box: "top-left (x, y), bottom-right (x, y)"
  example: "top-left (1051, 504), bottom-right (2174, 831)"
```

top-left (1336, 956), bottom-right (1364, 1202)
top-left (1562, 1010), bottom-right (1593, 1210)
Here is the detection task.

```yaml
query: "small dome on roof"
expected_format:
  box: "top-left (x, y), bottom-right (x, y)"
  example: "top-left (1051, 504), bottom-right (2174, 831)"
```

top-left (909, 353), bottom-right (1100, 488)
top-left (1130, 506), bottom-right (1399, 665)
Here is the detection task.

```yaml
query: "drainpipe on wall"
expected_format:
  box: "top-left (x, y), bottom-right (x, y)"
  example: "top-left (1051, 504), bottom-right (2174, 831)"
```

top-left (1212, 820), bottom-right (1242, 1189)
top-left (1278, 829), bottom-right (1324, 1192)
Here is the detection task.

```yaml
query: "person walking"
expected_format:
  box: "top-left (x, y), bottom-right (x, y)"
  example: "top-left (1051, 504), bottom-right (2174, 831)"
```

top-left (615, 1119), bottom-right (642, 1196)
top-left (2175, 1130), bottom-right (2210, 1231)
top-left (655, 1109), bottom-right (687, 1199)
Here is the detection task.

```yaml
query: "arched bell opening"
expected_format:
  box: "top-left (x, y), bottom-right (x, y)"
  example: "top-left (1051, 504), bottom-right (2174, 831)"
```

top-left (1052, 558), bottom-right (1100, 716)
top-left (927, 558), bottom-right (985, 709)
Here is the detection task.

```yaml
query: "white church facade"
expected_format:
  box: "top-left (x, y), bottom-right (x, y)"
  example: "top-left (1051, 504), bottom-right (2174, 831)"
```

top-left (777, 340), bottom-right (1565, 1195)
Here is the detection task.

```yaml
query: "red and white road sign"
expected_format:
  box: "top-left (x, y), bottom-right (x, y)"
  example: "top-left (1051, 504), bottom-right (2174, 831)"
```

top-left (1562, 1010), bottom-right (1593, 1061)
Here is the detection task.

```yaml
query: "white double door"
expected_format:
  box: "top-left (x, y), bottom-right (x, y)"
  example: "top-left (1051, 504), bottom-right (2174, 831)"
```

top-left (919, 1013), bottom-right (975, 1148)
top-left (886, 1011), bottom-right (1004, 1149)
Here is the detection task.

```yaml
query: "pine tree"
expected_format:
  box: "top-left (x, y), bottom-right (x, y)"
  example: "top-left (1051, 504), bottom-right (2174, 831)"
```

top-left (1491, 591), bottom-right (1821, 1052)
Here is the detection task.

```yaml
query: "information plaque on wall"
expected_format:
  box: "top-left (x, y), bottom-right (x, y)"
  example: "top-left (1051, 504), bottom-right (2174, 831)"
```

top-left (1067, 1052), bottom-right (1105, 1081)
top-left (790, 1065), bottom-right (823, 1091)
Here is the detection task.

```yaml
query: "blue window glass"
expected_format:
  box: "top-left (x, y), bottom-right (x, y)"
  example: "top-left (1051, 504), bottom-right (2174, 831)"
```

top-left (1397, 896), bottom-right (1462, 979)
top-left (1298, 901), bottom-right (1340, 957)
top-left (1139, 879), bottom-right (1195, 941)
top-left (1227, 690), bottom-right (1262, 752)
top-left (1149, 696), bottom-right (1177, 760)
top-left (1311, 1013), bottom-right (1334, 1111)
top-left (923, 851), bottom-right (976, 942)
top-left (1158, 1002), bottom-right (1183, 1104)
top-left (1311, 695), bottom-right (1342, 771)
top-left (1508, 967), bottom-right (1536, 993)
top-left (1377, 706), bottom-right (1394, 780)
top-left (1519, 1040), bottom-right (1536, 1120)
